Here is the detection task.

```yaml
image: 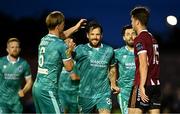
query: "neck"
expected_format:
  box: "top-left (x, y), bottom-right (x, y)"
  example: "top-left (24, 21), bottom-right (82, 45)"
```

top-left (89, 43), bottom-right (101, 48)
top-left (8, 55), bottom-right (18, 62)
top-left (49, 30), bottom-right (59, 38)
top-left (136, 25), bottom-right (147, 35)
top-left (126, 45), bottom-right (134, 51)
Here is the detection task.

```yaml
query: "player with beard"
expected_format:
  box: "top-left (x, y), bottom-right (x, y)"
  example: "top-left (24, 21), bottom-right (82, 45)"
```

top-left (113, 25), bottom-right (136, 114)
top-left (0, 38), bottom-right (33, 113)
top-left (73, 21), bottom-right (120, 113)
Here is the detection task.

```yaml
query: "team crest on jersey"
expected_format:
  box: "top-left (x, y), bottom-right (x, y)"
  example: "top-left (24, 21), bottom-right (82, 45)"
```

top-left (136, 42), bottom-right (143, 51)
top-left (3, 65), bottom-right (7, 69)
top-left (18, 65), bottom-right (23, 72)
top-left (123, 55), bottom-right (127, 59)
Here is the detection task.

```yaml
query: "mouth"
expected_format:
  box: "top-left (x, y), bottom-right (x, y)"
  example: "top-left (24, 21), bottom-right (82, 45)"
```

top-left (91, 40), bottom-right (99, 43)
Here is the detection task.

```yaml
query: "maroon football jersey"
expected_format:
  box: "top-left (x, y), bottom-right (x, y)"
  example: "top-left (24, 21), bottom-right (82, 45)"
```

top-left (134, 30), bottom-right (160, 86)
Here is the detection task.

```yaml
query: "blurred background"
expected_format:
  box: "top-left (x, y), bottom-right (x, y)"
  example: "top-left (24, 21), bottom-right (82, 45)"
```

top-left (0, 0), bottom-right (180, 113)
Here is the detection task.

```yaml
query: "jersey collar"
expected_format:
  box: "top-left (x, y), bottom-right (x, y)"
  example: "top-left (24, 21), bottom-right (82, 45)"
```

top-left (87, 43), bottom-right (103, 51)
top-left (139, 29), bottom-right (148, 34)
top-left (48, 34), bottom-right (59, 37)
top-left (139, 29), bottom-right (153, 37)
top-left (125, 46), bottom-right (134, 52)
top-left (7, 56), bottom-right (20, 64)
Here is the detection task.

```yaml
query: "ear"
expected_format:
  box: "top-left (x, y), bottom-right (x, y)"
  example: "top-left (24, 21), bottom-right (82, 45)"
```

top-left (6, 48), bottom-right (9, 53)
top-left (86, 33), bottom-right (89, 39)
top-left (123, 36), bottom-right (125, 41)
top-left (55, 25), bottom-right (59, 30)
top-left (136, 19), bottom-right (140, 26)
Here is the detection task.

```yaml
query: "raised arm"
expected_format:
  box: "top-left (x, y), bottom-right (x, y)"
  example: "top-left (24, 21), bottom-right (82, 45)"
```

top-left (63, 19), bottom-right (87, 38)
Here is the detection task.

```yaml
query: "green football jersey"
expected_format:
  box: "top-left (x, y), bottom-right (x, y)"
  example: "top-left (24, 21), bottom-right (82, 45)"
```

top-left (35, 34), bottom-right (69, 90)
top-left (74, 43), bottom-right (115, 98)
top-left (114, 46), bottom-right (135, 89)
top-left (58, 66), bottom-right (79, 94)
top-left (0, 56), bottom-right (31, 103)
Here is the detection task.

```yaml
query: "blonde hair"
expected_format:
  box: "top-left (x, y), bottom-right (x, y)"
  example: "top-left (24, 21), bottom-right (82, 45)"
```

top-left (7, 38), bottom-right (20, 47)
top-left (46, 11), bottom-right (65, 30)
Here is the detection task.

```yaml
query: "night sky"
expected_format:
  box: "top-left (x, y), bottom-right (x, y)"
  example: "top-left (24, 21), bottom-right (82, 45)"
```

top-left (0, 0), bottom-right (180, 48)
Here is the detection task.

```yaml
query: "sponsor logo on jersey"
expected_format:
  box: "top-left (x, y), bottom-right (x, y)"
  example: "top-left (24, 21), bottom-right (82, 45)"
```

top-left (90, 60), bottom-right (107, 67)
top-left (136, 42), bottom-right (143, 52)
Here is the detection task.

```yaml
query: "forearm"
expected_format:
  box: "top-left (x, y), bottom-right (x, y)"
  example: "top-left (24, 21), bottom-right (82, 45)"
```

top-left (63, 19), bottom-right (86, 38)
top-left (63, 25), bottom-right (78, 38)
top-left (139, 62), bottom-right (148, 87)
top-left (22, 78), bottom-right (33, 94)
top-left (109, 66), bottom-right (117, 86)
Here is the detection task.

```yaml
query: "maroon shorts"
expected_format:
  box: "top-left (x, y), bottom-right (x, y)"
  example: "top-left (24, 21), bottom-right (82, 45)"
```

top-left (128, 85), bottom-right (161, 111)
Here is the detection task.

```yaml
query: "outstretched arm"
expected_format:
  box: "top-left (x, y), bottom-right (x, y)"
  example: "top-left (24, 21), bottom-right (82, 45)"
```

top-left (63, 19), bottom-right (87, 38)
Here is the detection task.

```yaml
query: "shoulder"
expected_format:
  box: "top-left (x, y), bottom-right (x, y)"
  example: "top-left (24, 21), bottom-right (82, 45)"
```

top-left (103, 44), bottom-right (113, 51)
top-left (0, 56), bottom-right (6, 62)
top-left (139, 31), bottom-right (152, 40)
top-left (115, 46), bottom-right (125, 52)
top-left (75, 44), bottom-right (86, 50)
top-left (19, 58), bottom-right (30, 66)
top-left (114, 46), bottom-right (126, 55)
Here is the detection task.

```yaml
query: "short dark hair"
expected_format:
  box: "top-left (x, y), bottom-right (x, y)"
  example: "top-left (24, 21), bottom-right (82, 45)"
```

top-left (121, 25), bottom-right (132, 36)
top-left (130, 6), bottom-right (149, 26)
top-left (46, 11), bottom-right (65, 30)
top-left (86, 21), bottom-right (103, 34)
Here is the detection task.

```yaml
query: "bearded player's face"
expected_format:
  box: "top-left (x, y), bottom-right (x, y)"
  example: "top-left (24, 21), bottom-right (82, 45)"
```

top-left (7, 41), bottom-right (21, 58)
top-left (87, 27), bottom-right (102, 48)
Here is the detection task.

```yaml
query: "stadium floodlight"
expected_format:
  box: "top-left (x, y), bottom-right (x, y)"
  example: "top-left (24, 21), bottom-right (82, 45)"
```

top-left (166, 15), bottom-right (177, 26)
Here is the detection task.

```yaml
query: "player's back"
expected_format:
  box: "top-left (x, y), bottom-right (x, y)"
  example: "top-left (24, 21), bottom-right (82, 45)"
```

top-left (134, 31), bottom-right (160, 86)
top-left (36, 34), bottom-right (67, 90)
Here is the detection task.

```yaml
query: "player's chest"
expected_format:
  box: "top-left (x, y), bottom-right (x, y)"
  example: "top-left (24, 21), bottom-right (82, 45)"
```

top-left (2, 63), bottom-right (24, 75)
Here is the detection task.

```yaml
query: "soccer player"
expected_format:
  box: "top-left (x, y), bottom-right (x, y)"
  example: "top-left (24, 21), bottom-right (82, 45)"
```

top-left (58, 62), bottom-right (80, 113)
top-left (73, 21), bottom-right (120, 113)
top-left (0, 38), bottom-right (33, 113)
top-left (128, 6), bottom-right (161, 114)
top-left (114, 25), bottom-right (136, 114)
top-left (32, 11), bottom-right (86, 113)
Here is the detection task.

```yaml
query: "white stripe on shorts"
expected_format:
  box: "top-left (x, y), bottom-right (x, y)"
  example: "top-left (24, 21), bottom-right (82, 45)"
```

top-left (48, 91), bottom-right (61, 114)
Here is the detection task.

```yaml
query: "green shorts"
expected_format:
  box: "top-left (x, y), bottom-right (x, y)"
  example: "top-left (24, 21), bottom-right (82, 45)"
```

top-left (59, 91), bottom-right (79, 113)
top-left (0, 99), bottom-right (22, 113)
top-left (78, 93), bottom-right (112, 113)
top-left (32, 82), bottom-right (60, 113)
top-left (117, 87), bottom-right (132, 114)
